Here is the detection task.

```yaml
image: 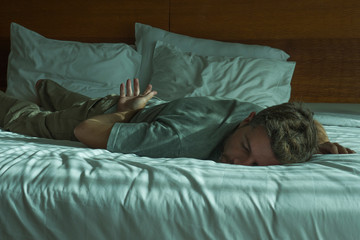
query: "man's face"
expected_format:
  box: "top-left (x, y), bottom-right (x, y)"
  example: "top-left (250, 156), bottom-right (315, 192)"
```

top-left (220, 113), bottom-right (281, 166)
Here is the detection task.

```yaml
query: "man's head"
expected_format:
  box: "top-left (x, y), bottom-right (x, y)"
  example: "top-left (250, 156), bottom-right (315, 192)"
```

top-left (221, 102), bottom-right (318, 166)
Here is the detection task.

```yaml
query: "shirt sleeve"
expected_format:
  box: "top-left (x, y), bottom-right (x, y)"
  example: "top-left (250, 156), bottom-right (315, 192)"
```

top-left (107, 121), bottom-right (181, 158)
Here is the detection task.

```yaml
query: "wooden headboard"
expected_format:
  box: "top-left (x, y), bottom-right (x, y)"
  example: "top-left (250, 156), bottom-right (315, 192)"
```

top-left (1, 0), bottom-right (359, 103)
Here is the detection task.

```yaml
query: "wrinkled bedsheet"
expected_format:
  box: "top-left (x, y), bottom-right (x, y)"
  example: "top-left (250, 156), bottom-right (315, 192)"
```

top-left (0, 112), bottom-right (359, 239)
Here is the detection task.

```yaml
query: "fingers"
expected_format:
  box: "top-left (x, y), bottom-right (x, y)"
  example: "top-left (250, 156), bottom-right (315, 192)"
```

top-left (318, 142), bottom-right (356, 154)
top-left (332, 142), bottom-right (356, 154)
top-left (347, 148), bottom-right (356, 154)
top-left (334, 143), bottom-right (348, 154)
top-left (122, 79), bottom-right (142, 97)
top-left (144, 85), bottom-right (157, 97)
top-left (134, 78), bottom-right (140, 96)
top-left (143, 84), bottom-right (153, 95)
top-left (143, 89), bottom-right (158, 101)
top-left (126, 79), bottom-right (133, 96)
top-left (120, 83), bottom-right (125, 97)
top-left (120, 79), bottom-right (157, 99)
top-left (327, 142), bottom-right (339, 154)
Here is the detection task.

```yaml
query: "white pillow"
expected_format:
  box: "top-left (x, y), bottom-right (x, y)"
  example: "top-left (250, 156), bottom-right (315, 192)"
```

top-left (135, 23), bottom-right (290, 90)
top-left (7, 23), bottom-right (142, 102)
top-left (150, 41), bottom-right (296, 107)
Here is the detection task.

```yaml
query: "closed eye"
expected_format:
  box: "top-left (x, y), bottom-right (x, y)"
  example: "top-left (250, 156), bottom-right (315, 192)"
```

top-left (242, 134), bottom-right (251, 153)
top-left (244, 134), bottom-right (251, 153)
top-left (241, 143), bottom-right (249, 153)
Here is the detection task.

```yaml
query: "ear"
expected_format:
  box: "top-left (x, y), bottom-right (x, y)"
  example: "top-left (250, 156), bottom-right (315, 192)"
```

top-left (238, 112), bottom-right (256, 128)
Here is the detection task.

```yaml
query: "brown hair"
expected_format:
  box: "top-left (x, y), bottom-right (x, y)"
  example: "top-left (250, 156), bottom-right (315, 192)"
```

top-left (249, 102), bottom-right (318, 164)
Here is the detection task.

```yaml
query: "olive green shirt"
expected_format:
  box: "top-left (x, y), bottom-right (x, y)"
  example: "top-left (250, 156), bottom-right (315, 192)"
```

top-left (107, 97), bottom-right (263, 161)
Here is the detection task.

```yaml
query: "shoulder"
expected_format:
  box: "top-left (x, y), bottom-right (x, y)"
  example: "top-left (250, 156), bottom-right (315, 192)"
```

top-left (171, 96), bottom-right (263, 113)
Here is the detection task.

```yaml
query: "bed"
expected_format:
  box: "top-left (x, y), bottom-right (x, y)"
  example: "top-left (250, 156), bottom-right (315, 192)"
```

top-left (1, 0), bottom-right (360, 239)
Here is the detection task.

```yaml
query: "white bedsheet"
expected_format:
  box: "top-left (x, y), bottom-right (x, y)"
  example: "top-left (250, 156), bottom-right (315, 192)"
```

top-left (0, 112), bottom-right (359, 239)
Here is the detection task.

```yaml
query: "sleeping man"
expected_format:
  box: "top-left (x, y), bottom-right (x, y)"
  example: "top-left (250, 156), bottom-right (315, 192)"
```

top-left (0, 79), bottom-right (355, 166)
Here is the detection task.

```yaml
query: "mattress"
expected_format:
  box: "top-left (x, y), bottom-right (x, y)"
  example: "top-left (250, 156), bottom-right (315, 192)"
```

top-left (0, 112), bottom-right (359, 239)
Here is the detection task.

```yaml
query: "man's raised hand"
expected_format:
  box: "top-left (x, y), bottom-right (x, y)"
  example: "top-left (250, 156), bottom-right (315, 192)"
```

top-left (117, 78), bottom-right (157, 113)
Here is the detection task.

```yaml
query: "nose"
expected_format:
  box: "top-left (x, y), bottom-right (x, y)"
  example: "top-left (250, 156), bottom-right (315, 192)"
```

top-left (221, 155), bottom-right (232, 164)
top-left (233, 157), bottom-right (255, 166)
top-left (221, 155), bottom-right (256, 166)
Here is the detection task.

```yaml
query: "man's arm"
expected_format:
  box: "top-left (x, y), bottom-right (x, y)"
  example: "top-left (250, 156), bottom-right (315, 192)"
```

top-left (74, 79), bottom-right (157, 149)
top-left (74, 111), bottom-right (137, 149)
top-left (315, 120), bottom-right (356, 154)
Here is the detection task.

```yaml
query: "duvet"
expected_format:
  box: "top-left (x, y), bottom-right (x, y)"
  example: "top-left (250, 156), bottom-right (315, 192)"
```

top-left (0, 112), bottom-right (359, 239)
